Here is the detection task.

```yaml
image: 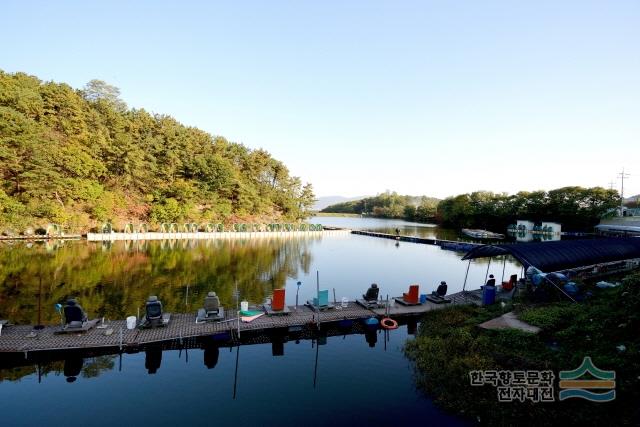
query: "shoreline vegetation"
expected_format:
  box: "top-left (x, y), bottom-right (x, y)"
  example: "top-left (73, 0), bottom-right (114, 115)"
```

top-left (0, 70), bottom-right (315, 235)
top-left (322, 187), bottom-right (620, 232)
top-left (405, 272), bottom-right (640, 425)
top-left (320, 192), bottom-right (440, 223)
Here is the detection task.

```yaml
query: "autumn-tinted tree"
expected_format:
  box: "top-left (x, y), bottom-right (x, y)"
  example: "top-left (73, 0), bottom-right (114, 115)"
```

top-left (0, 70), bottom-right (315, 233)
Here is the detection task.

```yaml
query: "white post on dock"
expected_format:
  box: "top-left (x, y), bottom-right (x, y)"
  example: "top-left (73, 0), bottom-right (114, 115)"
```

top-left (295, 281), bottom-right (301, 310)
top-left (386, 294), bottom-right (389, 317)
top-left (185, 282), bottom-right (190, 309)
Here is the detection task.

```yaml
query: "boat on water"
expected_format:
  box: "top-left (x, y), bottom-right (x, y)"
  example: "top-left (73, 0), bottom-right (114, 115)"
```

top-left (461, 228), bottom-right (505, 240)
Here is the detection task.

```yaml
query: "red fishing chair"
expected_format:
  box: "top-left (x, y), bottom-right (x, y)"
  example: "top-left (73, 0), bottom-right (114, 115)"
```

top-left (402, 284), bottom-right (419, 304)
top-left (272, 288), bottom-right (286, 311)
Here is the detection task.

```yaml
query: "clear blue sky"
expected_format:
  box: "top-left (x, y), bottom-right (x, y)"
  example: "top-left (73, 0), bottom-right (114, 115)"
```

top-left (2, 1), bottom-right (639, 198)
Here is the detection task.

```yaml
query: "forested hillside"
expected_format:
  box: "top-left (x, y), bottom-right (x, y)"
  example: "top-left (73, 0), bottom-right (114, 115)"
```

top-left (321, 191), bottom-right (440, 222)
top-left (0, 70), bottom-right (315, 234)
top-left (321, 187), bottom-right (619, 231)
top-left (437, 187), bottom-right (619, 231)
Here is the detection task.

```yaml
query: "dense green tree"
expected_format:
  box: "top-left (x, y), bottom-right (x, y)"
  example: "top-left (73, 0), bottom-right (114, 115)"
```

top-left (437, 187), bottom-right (619, 232)
top-left (0, 70), bottom-right (314, 233)
top-left (322, 191), bottom-right (440, 222)
top-left (81, 79), bottom-right (127, 111)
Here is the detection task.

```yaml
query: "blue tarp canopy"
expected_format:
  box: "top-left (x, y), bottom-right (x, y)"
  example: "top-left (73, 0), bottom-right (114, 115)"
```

top-left (462, 238), bottom-right (640, 273)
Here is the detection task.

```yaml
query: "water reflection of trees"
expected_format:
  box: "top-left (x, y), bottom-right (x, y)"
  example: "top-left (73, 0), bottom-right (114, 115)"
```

top-left (0, 237), bottom-right (316, 324)
top-left (0, 355), bottom-right (115, 383)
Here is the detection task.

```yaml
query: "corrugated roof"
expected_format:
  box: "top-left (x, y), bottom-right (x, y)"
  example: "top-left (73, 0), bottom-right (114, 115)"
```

top-left (461, 238), bottom-right (640, 272)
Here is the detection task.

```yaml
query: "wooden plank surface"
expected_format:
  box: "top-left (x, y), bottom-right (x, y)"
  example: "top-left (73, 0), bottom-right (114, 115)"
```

top-left (0, 290), bottom-right (486, 354)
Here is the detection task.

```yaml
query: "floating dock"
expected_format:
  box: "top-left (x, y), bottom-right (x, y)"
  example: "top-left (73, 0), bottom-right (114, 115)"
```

top-left (350, 230), bottom-right (481, 252)
top-left (86, 229), bottom-right (351, 241)
top-left (0, 235), bottom-right (82, 241)
top-left (0, 289), bottom-right (490, 355)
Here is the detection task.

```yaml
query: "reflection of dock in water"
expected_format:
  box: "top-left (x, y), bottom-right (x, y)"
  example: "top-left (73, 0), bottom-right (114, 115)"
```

top-left (0, 317), bottom-right (419, 398)
top-left (0, 291), bottom-right (483, 356)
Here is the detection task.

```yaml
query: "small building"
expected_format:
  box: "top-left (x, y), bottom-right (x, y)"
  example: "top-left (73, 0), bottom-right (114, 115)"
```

top-left (541, 222), bottom-right (561, 235)
top-left (516, 220), bottom-right (535, 232)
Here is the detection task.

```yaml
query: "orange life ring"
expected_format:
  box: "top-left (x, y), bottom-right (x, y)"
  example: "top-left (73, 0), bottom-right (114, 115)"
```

top-left (380, 317), bottom-right (398, 330)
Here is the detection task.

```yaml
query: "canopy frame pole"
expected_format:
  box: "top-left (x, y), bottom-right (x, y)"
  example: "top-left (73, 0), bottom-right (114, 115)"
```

top-left (501, 256), bottom-right (507, 283)
top-left (484, 258), bottom-right (492, 285)
top-left (462, 259), bottom-right (471, 293)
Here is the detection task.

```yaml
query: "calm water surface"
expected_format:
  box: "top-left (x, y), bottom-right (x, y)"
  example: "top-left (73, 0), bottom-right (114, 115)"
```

top-left (0, 217), bottom-right (520, 426)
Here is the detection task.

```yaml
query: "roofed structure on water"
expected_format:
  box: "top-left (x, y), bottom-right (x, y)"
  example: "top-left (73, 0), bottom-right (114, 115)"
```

top-left (462, 237), bottom-right (640, 273)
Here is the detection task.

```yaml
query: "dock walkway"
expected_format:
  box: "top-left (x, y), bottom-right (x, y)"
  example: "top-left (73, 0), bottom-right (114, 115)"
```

top-left (87, 229), bottom-right (351, 241)
top-left (351, 230), bottom-right (480, 251)
top-left (0, 290), bottom-right (485, 354)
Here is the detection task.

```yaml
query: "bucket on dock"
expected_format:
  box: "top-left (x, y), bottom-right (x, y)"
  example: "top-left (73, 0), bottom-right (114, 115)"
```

top-left (364, 317), bottom-right (379, 328)
top-left (241, 301), bottom-right (249, 312)
top-left (420, 294), bottom-right (427, 304)
top-left (482, 286), bottom-right (496, 306)
top-left (126, 316), bottom-right (136, 330)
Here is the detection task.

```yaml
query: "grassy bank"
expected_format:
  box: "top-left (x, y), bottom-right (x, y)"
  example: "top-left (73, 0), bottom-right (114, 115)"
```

top-left (405, 273), bottom-right (640, 425)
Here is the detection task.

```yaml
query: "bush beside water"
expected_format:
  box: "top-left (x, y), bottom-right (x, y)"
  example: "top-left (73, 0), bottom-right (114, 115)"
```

top-left (405, 273), bottom-right (640, 425)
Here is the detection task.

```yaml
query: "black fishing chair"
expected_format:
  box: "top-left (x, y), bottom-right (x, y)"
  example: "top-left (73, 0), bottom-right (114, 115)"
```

top-left (204, 292), bottom-right (220, 317)
top-left (363, 283), bottom-right (379, 302)
top-left (145, 296), bottom-right (163, 321)
top-left (434, 282), bottom-right (448, 297)
top-left (426, 281), bottom-right (451, 304)
top-left (63, 299), bottom-right (88, 327)
top-left (196, 291), bottom-right (224, 322)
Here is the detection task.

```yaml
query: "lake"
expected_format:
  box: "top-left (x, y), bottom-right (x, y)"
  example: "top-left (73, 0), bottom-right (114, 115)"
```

top-left (0, 217), bottom-right (521, 426)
